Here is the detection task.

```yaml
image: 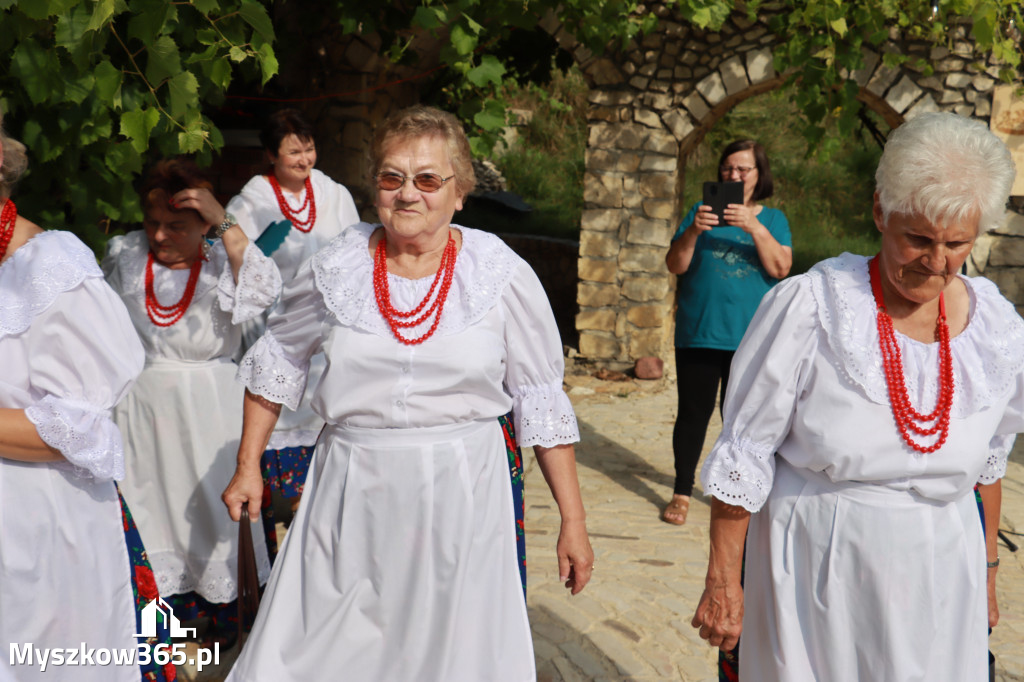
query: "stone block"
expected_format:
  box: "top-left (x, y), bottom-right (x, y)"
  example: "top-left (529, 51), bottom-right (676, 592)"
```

top-left (575, 308), bottom-right (616, 331)
top-left (965, 89), bottom-right (977, 103)
top-left (635, 108), bottom-right (663, 129)
top-left (682, 50), bottom-right (699, 66)
top-left (588, 122), bottom-right (647, 150)
top-left (619, 245), bottom-right (666, 271)
top-left (930, 46), bottom-right (950, 61)
top-left (621, 176), bottom-right (643, 209)
top-left (681, 91), bottom-right (710, 120)
top-left (720, 55), bottom-right (749, 96)
top-left (940, 90), bottom-right (964, 104)
top-left (628, 76), bottom-right (650, 90)
top-left (639, 62), bottom-right (657, 77)
top-left (649, 80), bottom-right (671, 93)
top-left (954, 103), bottom-right (974, 117)
top-left (994, 210), bottom-right (1024, 237)
top-left (622, 61), bottom-right (637, 76)
top-left (662, 108), bottom-right (695, 141)
top-left (851, 49), bottom-right (880, 87)
top-left (885, 75), bottom-right (924, 113)
top-left (935, 58), bottom-right (965, 73)
top-left (642, 199), bottom-right (675, 220)
top-left (578, 281), bottom-right (620, 307)
top-left (648, 93), bottom-right (673, 111)
top-left (942, 71), bottom-right (966, 88)
top-left (744, 27), bottom-right (768, 41)
top-left (582, 208), bottom-right (626, 233)
top-left (626, 304), bottom-right (667, 328)
top-left (580, 231), bottom-right (620, 258)
top-left (904, 94), bottom-right (939, 120)
top-left (622, 275), bottom-right (670, 302)
top-left (866, 63), bottom-right (900, 97)
top-left (586, 149), bottom-right (641, 173)
top-left (634, 356), bottom-right (665, 379)
top-left (640, 154), bottom-right (677, 172)
top-left (973, 74), bottom-right (995, 92)
top-left (588, 105), bottom-right (619, 123)
top-left (585, 58), bottom-right (625, 86)
top-left (917, 76), bottom-right (943, 91)
top-left (588, 90), bottom-right (636, 106)
top-left (628, 327), bottom-right (666, 358)
top-left (639, 172), bottom-right (676, 198)
top-left (975, 95), bottom-right (991, 118)
top-left (696, 72), bottom-right (727, 105)
top-left (642, 129), bottom-right (677, 155)
top-left (745, 47), bottom-right (775, 84)
top-left (578, 332), bottom-right (621, 360)
top-left (656, 69), bottom-right (673, 80)
top-left (627, 216), bottom-right (672, 247)
top-left (986, 267), bottom-right (1024, 304)
top-left (988, 235), bottom-right (1024, 267)
top-left (578, 257), bottom-right (618, 283)
top-left (583, 173), bottom-right (623, 207)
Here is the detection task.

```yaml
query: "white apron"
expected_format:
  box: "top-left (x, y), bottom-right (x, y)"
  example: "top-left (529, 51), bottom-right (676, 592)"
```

top-left (227, 419), bottom-right (533, 682)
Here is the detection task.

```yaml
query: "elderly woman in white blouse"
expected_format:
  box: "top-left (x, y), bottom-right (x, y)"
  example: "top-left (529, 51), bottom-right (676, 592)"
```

top-left (222, 105), bottom-right (593, 682)
top-left (691, 112), bottom-right (1017, 681)
top-left (0, 110), bottom-right (170, 681)
top-left (104, 158), bottom-right (281, 644)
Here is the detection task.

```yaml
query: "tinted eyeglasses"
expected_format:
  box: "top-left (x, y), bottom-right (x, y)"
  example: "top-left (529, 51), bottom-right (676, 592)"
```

top-left (720, 165), bottom-right (756, 176)
top-left (376, 172), bottom-right (455, 193)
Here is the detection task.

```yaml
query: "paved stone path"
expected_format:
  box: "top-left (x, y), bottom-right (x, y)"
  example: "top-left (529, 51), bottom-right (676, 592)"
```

top-left (524, 371), bottom-right (1024, 681)
top-left (181, 370), bottom-right (1024, 681)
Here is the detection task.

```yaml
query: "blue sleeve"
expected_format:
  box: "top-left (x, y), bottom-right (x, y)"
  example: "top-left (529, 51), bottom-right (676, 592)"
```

top-left (762, 208), bottom-right (792, 247)
top-left (671, 202), bottom-right (702, 242)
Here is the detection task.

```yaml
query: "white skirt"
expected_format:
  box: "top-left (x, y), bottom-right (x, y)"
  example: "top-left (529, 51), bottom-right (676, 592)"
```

top-left (116, 358), bottom-right (270, 603)
top-left (740, 458), bottom-right (987, 681)
top-left (227, 419), bottom-right (533, 682)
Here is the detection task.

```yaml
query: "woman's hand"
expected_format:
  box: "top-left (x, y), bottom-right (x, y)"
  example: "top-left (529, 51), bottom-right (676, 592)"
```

top-left (170, 187), bottom-right (227, 228)
top-left (557, 517), bottom-right (594, 595)
top-left (722, 203), bottom-right (760, 233)
top-left (690, 204), bottom-right (719, 233)
top-left (222, 462), bottom-right (264, 522)
top-left (691, 575), bottom-right (744, 650)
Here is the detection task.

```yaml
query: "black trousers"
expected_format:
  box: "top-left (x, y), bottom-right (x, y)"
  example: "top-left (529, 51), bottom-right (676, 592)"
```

top-left (672, 346), bottom-right (734, 496)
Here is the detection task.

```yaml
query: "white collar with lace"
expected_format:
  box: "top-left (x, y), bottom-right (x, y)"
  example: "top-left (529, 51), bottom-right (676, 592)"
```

top-left (0, 231), bottom-right (103, 340)
top-left (311, 222), bottom-right (523, 338)
top-left (809, 252), bottom-right (1024, 417)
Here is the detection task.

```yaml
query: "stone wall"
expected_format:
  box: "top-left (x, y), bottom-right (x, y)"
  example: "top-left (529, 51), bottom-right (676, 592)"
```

top-left (550, 5), bottom-right (1021, 369)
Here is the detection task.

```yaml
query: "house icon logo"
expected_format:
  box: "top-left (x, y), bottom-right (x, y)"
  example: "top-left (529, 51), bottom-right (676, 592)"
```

top-left (136, 598), bottom-right (197, 638)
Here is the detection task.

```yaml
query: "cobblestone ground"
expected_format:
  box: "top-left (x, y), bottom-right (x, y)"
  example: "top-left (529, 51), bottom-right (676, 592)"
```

top-left (524, 371), bottom-right (1024, 682)
top-left (180, 371), bottom-right (1024, 681)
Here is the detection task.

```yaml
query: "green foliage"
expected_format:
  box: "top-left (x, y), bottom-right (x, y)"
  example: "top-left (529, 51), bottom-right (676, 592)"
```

top-left (1, 0), bottom-right (276, 251)
top-left (681, 87), bottom-right (885, 274)
top-left (457, 66), bottom-right (588, 239)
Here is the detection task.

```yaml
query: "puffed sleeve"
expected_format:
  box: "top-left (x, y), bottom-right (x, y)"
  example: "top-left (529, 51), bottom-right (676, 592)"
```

top-left (216, 241), bottom-right (283, 324)
top-left (24, 275), bottom-right (144, 481)
top-left (236, 257), bottom-right (326, 410)
top-left (99, 234), bottom-right (126, 291)
top-left (700, 276), bottom-right (820, 512)
top-left (226, 189), bottom-right (261, 242)
top-left (502, 262), bottom-right (579, 447)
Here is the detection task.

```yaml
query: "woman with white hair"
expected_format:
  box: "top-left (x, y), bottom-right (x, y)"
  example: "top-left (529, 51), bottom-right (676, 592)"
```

top-left (691, 112), bottom-right (1018, 680)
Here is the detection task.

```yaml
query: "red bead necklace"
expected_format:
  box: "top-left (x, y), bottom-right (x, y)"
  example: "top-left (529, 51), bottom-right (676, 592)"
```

top-left (145, 251), bottom-right (204, 327)
top-left (268, 175), bottom-right (316, 232)
top-left (372, 232), bottom-right (457, 345)
top-left (869, 256), bottom-right (954, 453)
top-left (0, 199), bottom-right (17, 261)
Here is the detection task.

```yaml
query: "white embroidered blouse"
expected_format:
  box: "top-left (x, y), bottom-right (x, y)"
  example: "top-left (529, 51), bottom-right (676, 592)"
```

top-left (702, 252), bottom-right (1023, 512)
top-left (238, 223), bottom-right (579, 447)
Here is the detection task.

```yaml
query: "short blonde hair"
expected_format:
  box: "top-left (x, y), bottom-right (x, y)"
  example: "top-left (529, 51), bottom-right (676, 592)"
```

top-left (876, 112), bottom-right (1016, 233)
top-left (369, 105), bottom-right (476, 197)
top-left (0, 106), bottom-right (28, 202)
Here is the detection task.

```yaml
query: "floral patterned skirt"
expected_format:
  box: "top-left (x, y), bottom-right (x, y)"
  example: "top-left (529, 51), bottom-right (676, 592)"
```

top-left (118, 488), bottom-right (177, 682)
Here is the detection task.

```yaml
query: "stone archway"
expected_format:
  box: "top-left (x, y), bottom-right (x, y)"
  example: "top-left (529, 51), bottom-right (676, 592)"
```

top-left (550, 4), bottom-right (1016, 368)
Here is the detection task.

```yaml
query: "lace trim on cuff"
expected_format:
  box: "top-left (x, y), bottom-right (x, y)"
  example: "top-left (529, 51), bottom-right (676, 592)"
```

top-left (217, 243), bottom-right (282, 324)
top-left (978, 434), bottom-right (1013, 484)
top-left (512, 383), bottom-right (580, 447)
top-left (700, 437), bottom-right (776, 512)
top-left (236, 332), bottom-right (308, 411)
top-left (24, 395), bottom-right (125, 481)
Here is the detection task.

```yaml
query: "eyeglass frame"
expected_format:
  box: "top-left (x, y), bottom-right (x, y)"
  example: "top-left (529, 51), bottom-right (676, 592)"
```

top-left (719, 165), bottom-right (757, 177)
top-left (375, 171), bottom-right (456, 193)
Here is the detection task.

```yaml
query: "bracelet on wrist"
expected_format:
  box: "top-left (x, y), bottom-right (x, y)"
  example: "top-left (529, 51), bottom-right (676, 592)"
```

top-left (987, 557), bottom-right (1000, 568)
top-left (212, 212), bottom-right (237, 239)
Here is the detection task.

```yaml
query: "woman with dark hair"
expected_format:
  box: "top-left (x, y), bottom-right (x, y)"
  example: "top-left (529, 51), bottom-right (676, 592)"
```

top-left (226, 108), bottom-right (360, 555)
top-left (662, 139), bottom-right (792, 525)
top-left (0, 109), bottom-right (174, 681)
top-left (103, 158), bottom-right (281, 645)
